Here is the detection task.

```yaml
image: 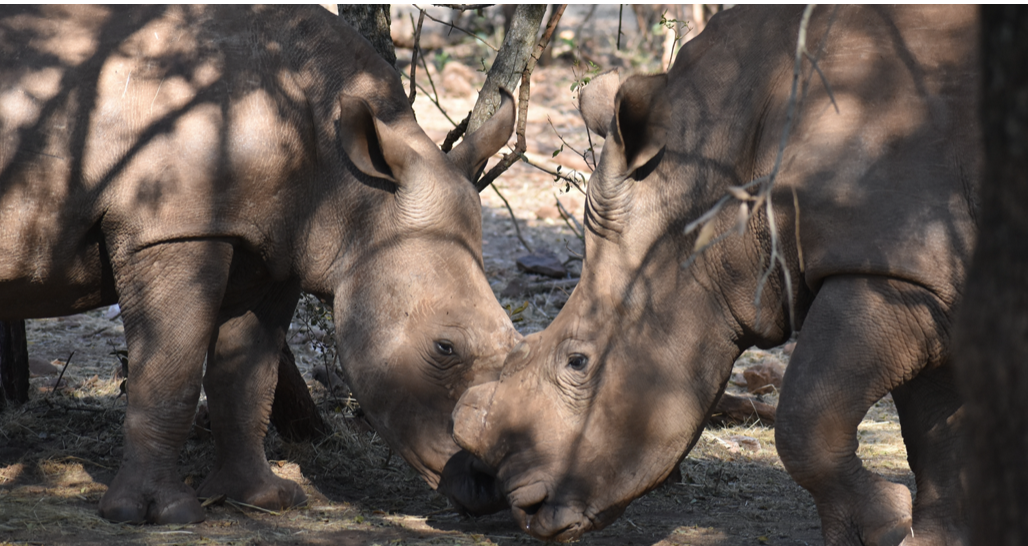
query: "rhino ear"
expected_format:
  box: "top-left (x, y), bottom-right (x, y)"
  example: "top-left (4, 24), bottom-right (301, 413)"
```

top-left (449, 88), bottom-right (516, 190)
top-left (612, 73), bottom-right (669, 174)
top-left (578, 68), bottom-right (621, 138)
top-left (337, 94), bottom-right (408, 184)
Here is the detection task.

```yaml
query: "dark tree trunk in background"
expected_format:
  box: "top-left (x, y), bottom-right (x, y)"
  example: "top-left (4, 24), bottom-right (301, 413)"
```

top-left (338, 5), bottom-right (396, 69)
top-left (953, 6), bottom-right (1028, 544)
top-left (0, 320), bottom-right (30, 410)
top-left (270, 343), bottom-right (330, 442)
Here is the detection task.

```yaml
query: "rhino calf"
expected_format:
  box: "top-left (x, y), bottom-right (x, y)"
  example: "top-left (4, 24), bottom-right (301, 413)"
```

top-left (455, 6), bottom-right (977, 544)
top-left (0, 5), bottom-right (517, 523)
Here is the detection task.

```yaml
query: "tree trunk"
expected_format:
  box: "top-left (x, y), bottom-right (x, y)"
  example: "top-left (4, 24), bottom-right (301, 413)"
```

top-left (954, 6), bottom-right (1028, 544)
top-left (465, 5), bottom-right (546, 136)
top-left (0, 320), bottom-right (30, 410)
top-left (337, 5), bottom-right (396, 69)
top-left (270, 343), bottom-right (330, 442)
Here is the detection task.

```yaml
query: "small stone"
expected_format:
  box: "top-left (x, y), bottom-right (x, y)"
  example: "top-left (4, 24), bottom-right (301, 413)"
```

top-left (516, 253), bottom-right (567, 279)
top-left (29, 357), bottom-right (59, 377)
top-left (501, 278), bottom-right (528, 297)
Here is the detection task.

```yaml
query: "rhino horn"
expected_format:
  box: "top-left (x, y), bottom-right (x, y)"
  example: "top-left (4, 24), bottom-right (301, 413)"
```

top-left (449, 88), bottom-right (516, 190)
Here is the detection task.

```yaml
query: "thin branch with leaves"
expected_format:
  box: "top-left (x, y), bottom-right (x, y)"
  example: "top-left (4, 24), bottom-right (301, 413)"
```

top-left (520, 153), bottom-right (588, 196)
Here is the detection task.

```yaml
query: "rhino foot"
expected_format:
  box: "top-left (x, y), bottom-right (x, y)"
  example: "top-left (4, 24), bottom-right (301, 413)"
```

top-left (196, 466), bottom-right (307, 512)
top-left (819, 478), bottom-right (912, 546)
top-left (100, 476), bottom-right (204, 524)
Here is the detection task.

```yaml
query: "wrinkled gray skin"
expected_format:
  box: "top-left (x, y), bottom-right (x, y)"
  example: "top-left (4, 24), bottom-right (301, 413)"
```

top-left (0, 6), bottom-right (518, 524)
top-left (455, 6), bottom-right (978, 544)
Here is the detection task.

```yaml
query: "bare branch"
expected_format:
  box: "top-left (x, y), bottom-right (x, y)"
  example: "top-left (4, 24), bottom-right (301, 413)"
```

top-left (474, 5), bottom-right (566, 191)
top-left (415, 5), bottom-right (500, 52)
top-left (681, 4), bottom-right (818, 336)
top-left (408, 10), bottom-right (426, 106)
top-left (441, 113), bottom-right (471, 152)
top-left (433, 4), bottom-right (493, 12)
top-left (617, 5), bottom-right (624, 51)
top-left (491, 184), bottom-right (532, 253)
top-left (803, 51), bottom-right (839, 114)
top-left (555, 194), bottom-right (584, 240)
top-left (399, 71), bottom-right (460, 126)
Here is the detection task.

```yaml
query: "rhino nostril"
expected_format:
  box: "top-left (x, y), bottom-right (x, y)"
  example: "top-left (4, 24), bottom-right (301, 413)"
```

top-left (521, 499), bottom-right (544, 517)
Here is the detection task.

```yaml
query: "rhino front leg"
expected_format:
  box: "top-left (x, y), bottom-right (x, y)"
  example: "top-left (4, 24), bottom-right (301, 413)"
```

top-left (776, 275), bottom-right (950, 546)
top-left (100, 239), bottom-right (234, 524)
top-left (196, 280), bottom-right (307, 511)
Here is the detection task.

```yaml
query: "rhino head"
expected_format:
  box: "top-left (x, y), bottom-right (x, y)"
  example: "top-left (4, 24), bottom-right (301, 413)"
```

top-left (322, 88), bottom-right (521, 515)
top-left (452, 70), bottom-right (793, 539)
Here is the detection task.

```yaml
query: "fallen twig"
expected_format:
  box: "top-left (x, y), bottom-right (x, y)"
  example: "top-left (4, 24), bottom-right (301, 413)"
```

top-left (48, 351), bottom-right (74, 397)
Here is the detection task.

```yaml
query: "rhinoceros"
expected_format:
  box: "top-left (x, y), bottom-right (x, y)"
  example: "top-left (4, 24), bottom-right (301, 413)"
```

top-left (454, 5), bottom-right (978, 544)
top-left (0, 5), bottom-right (518, 524)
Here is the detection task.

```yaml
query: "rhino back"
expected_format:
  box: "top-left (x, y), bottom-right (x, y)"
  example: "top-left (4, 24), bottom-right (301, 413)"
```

top-left (0, 5), bottom-right (403, 315)
top-left (668, 5), bottom-right (979, 307)
top-left (782, 6), bottom-right (979, 305)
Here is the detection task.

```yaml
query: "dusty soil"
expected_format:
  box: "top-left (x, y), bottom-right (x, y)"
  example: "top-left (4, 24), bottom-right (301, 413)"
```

top-left (0, 6), bottom-right (914, 546)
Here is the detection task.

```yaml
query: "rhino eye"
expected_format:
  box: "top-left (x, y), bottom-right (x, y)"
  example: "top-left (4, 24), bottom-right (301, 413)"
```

top-left (435, 340), bottom-right (455, 356)
top-left (567, 354), bottom-right (589, 372)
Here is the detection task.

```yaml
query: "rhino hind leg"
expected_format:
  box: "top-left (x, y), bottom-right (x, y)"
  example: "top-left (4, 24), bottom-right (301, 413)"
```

top-left (195, 279), bottom-right (307, 511)
top-left (891, 368), bottom-right (969, 545)
top-left (100, 239), bottom-right (235, 524)
top-left (775, 275), bottom-right (953, 546)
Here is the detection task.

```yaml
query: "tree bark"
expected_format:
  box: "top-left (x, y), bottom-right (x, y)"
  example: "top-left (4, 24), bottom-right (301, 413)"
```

top-left (337, 5), bottom-right (397, 69)
top-left (0, 320), bottom-right (30, 410)
top-left (465, 5), bottom-right (546, 136)
top-left (954, 6), bottom-right (1028, 544)
top-left (270, 343), bottom-right (330, 442)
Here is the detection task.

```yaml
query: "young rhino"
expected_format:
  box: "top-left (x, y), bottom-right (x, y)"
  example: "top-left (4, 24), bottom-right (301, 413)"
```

top-left (454, 5), bottom-right (978, 544)
top-left (0, 6), bottom-right (515, 523)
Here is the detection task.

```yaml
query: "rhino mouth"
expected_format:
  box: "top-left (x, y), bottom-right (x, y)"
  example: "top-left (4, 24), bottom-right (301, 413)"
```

top-left (508, 483), bottom-right (594, 542)
top-left (437, 450), bottom-right (508, 516)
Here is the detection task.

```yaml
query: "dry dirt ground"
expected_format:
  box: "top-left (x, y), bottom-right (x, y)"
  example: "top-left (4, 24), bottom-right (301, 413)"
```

top-left (1, 6), bottom-right (914, 546)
